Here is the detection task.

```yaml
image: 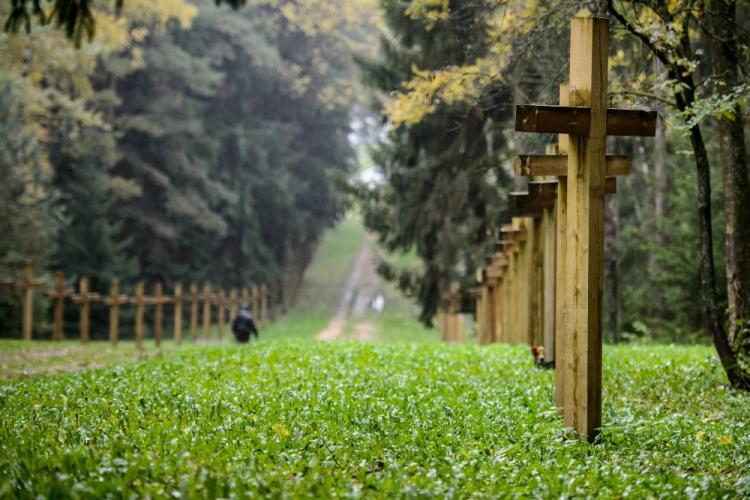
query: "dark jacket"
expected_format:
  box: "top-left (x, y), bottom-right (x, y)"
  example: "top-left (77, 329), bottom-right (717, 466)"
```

top-left (232, 308), bottom-right (258, 342)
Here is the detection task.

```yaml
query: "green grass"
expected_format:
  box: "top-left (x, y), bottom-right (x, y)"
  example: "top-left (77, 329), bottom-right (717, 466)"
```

top-left (1, 341), bottom-right (748, 497)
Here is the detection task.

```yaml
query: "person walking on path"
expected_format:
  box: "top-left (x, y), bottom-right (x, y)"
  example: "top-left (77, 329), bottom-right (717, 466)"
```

top-left (232, 305), bottom-right (259, 343)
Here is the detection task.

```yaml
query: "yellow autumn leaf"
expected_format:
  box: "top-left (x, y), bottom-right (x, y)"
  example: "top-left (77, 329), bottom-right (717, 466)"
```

top-left (719, 435), bottom-right (732, 445)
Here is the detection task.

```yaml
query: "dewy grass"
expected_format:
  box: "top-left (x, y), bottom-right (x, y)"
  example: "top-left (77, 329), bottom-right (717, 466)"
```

top-left (1, 341), bottom-right (748, 497)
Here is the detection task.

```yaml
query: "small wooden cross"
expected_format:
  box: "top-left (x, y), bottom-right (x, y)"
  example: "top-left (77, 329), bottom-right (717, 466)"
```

top-left (131, 282), bottom-right (149, 350)
top-left (149, 282), bottom-right (172, 347)
top-left (72, 277), bottom-right (101, 343)
top-left (104, 281), bottom-right (129, 346)
top-left (251, 285), bottom-right (260, 320)
top-left (46, 271), bottom-right (73, 341)
top-left (259, 284), bottom-right (269, 328)
top-left (229, 288), bottom-right (239, 324)
top-left (174, 282), bottom-right (184, 345)
top-left (189, 282), bottom-right (199, 342)
top-left (0, 263), bottom-right (47, 341)
top-left (202, 282), bottom-right (215, 341)
top-left (514, 14), bottom-right (655, 441)
top-left (215, 288), bottom-right (226, 342)
top-left (241, 287), bottom-right (250, 311)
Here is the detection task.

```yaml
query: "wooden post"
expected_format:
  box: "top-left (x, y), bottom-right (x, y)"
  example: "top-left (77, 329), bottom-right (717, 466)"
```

top-left (151, 283), bottom-right (172, 347)
top-left (104, 281), bottom-right (128, 346)
top-left (46, 272), bottom-right (73, 341)
top-left (203, 282), bottom-right (212, 341)
top-left (251, 285), bottom-right (260, 319)
top-left (174, 282), bottom-right (183, 345)
top-left (189, 283), bottom-right (199, 342)
top-left (561, 15), bottom-right (609, 441)
top-left (72, 278), bottom-right (101, 343)
top-left (133, 282), bottom-right (145, 350)
top-left (229, 288), bottom-right (239, 323)
top-left (241, 287), bottom-right (250, 310)
top-left (260, 283), bottom-right (268, 328)
top-left (216, 288), bottom-right (226, 342)
top-left (1, 263), bottom-right (48, 341)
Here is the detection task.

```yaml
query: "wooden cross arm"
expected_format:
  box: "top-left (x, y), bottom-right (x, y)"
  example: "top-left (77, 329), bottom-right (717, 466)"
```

top-left (72, 293), bottom-right (102, 303)
top-left (146, 297), bottom-right (173, 305)
top-left (486, 267), bottom-right (503, 280)
top-left (105, 294), bottom-right (130, 305)
top-left (514, 154), bottom-right (630, 177)
top-left (515, 105), bottom-right (656, 136)
top-left (500, 223), bottom-right (528, 241)
top-left (492, 253), bottom-right (509, 266)
top-left (129, 295), bottom-right (152, 305)
top-left (46, 287), bottom-right (74, 298)
top-left (509, 192), bottom-right (551, 215)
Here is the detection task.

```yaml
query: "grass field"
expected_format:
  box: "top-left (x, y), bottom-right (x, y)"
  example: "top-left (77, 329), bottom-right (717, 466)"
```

top-left (2, 217), bottom-right (749, 497)
top-left (1, 342), bottom-right (748, 497)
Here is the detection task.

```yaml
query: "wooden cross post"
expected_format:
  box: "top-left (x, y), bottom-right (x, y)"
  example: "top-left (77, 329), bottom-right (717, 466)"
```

top-left (150, 283), bottom-right (172, 347)
top-left (241, 287), bottom-right (250, 311)
top-left (1, 263), bottom-right (47, 341)
top-left (251, 285), bottom-right (260, 319)
top-left (46, 272), bottom-right (73, 341)
top-left (189, 283), bottom-right (199, 342)
top-left (174, 283), bottom-right (183, 345)
top-left (216, 288), bottom-right (226, 342)
top-left (202, 282), bottom-right (213, 341)
top-left (229, 288), bottom-right (239, 324)
top-left (132, 282), bottom-right (147, 350)
top-left (72, 277), bottom-right (101, 343)
top-left (514, 14), bottom-right (655, 441)
top-left (104, 281), bottom-right (129, 346)
top-left (260, 284), bottom-right (269, 328)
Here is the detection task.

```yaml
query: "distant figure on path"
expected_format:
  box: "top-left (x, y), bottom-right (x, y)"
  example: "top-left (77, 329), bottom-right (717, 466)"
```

top-left (232, 305), bottom-right (259, 343)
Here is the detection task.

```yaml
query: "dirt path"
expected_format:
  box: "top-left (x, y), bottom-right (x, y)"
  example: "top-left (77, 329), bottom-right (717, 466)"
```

top-left (316, 234), bottom-right (380, 341)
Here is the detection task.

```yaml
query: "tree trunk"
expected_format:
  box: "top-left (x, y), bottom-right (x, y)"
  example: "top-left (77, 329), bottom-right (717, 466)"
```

top-left (709, 1), bottom-right (750, 345)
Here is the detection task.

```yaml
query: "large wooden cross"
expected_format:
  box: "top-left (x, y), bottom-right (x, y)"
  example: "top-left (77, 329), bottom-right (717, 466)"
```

top-left (72, 277), bottom-right (101, 343)
top-left (46, 271), bottom-right (73, 341)
top-left (104, 281), bottom-right (129, 346)
top-left (514, 14), bottom-right (655, 441)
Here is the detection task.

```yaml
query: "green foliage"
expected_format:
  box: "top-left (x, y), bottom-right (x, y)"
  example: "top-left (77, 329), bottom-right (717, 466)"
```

top-left (0, 341), bottom-right (747, 496)
top-left (354, 0), bottom-right (512, 325)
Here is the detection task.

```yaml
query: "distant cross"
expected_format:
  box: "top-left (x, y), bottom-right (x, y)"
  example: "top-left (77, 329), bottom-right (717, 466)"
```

top-left (202, 282), bottom-right (215, 341)
top-left (514, 13), bottom-right (655, 441)
top-left (46, 271), bottom-right (73, 341)
top-left (104, 281), bottom-right (129, 346)
top-left (229, 288), bottom-right (239, 324)
top-left (72, 277), bottom-right (101, 343)
top-left (189, 283), bottom-right (199, 342)
top-left (260, 283), bottom-right (269, 328)
top-left (150, 282), bottom-right (172, 347)
top-left (251, 285), bottom-right (260, 322)
top-left (215, 288), bottom-right (226, 342)
top-left (0, 263), bottom-right (46, 341)
top-left (131, 282), bottom-right (149, 350)
top-left (174, 283), bottom-right (184, 345)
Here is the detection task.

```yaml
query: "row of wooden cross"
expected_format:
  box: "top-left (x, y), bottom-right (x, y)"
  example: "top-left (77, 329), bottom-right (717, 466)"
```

top-left (474, 13), bottom-right (656, 442)
top-left (0, 263), bottom-right (274, 349)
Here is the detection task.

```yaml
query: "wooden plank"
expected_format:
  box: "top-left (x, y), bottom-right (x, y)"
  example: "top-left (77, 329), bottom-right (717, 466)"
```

top-left (217, 288), bottom-right (226, 342)
top-left (514, 155), bottom-right (630, 177)
top-left (174, 283), bottom-right (183, 345)
top-left (515, 105), bottom-right (591, 134)
top-left (564, 15), bottom-right (607, 442)
top-left (555, 84), bottom-right (569, 411)
top-left (607, 108), bottom-right (657, 137)
top-left (105, 281), bottom-right (128, 346)
top-left (134, 282), bottom-right (145, 350)
top-left (190, 283), bottom-right (199, 342)
top-left (515, 105), bottom-right (656, 136)
top-left (203, 282), bottom-right (212, 341)
top-left (531, 216), bottom-right (544, 346)
top-left (542, 206), bottom-right (556, 365)
top-left (46, 272), bottom-right (72, 341)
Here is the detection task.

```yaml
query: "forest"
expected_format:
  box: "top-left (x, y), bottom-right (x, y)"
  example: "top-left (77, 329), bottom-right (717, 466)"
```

top-left (0, 0), bottom-right (749, 497)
